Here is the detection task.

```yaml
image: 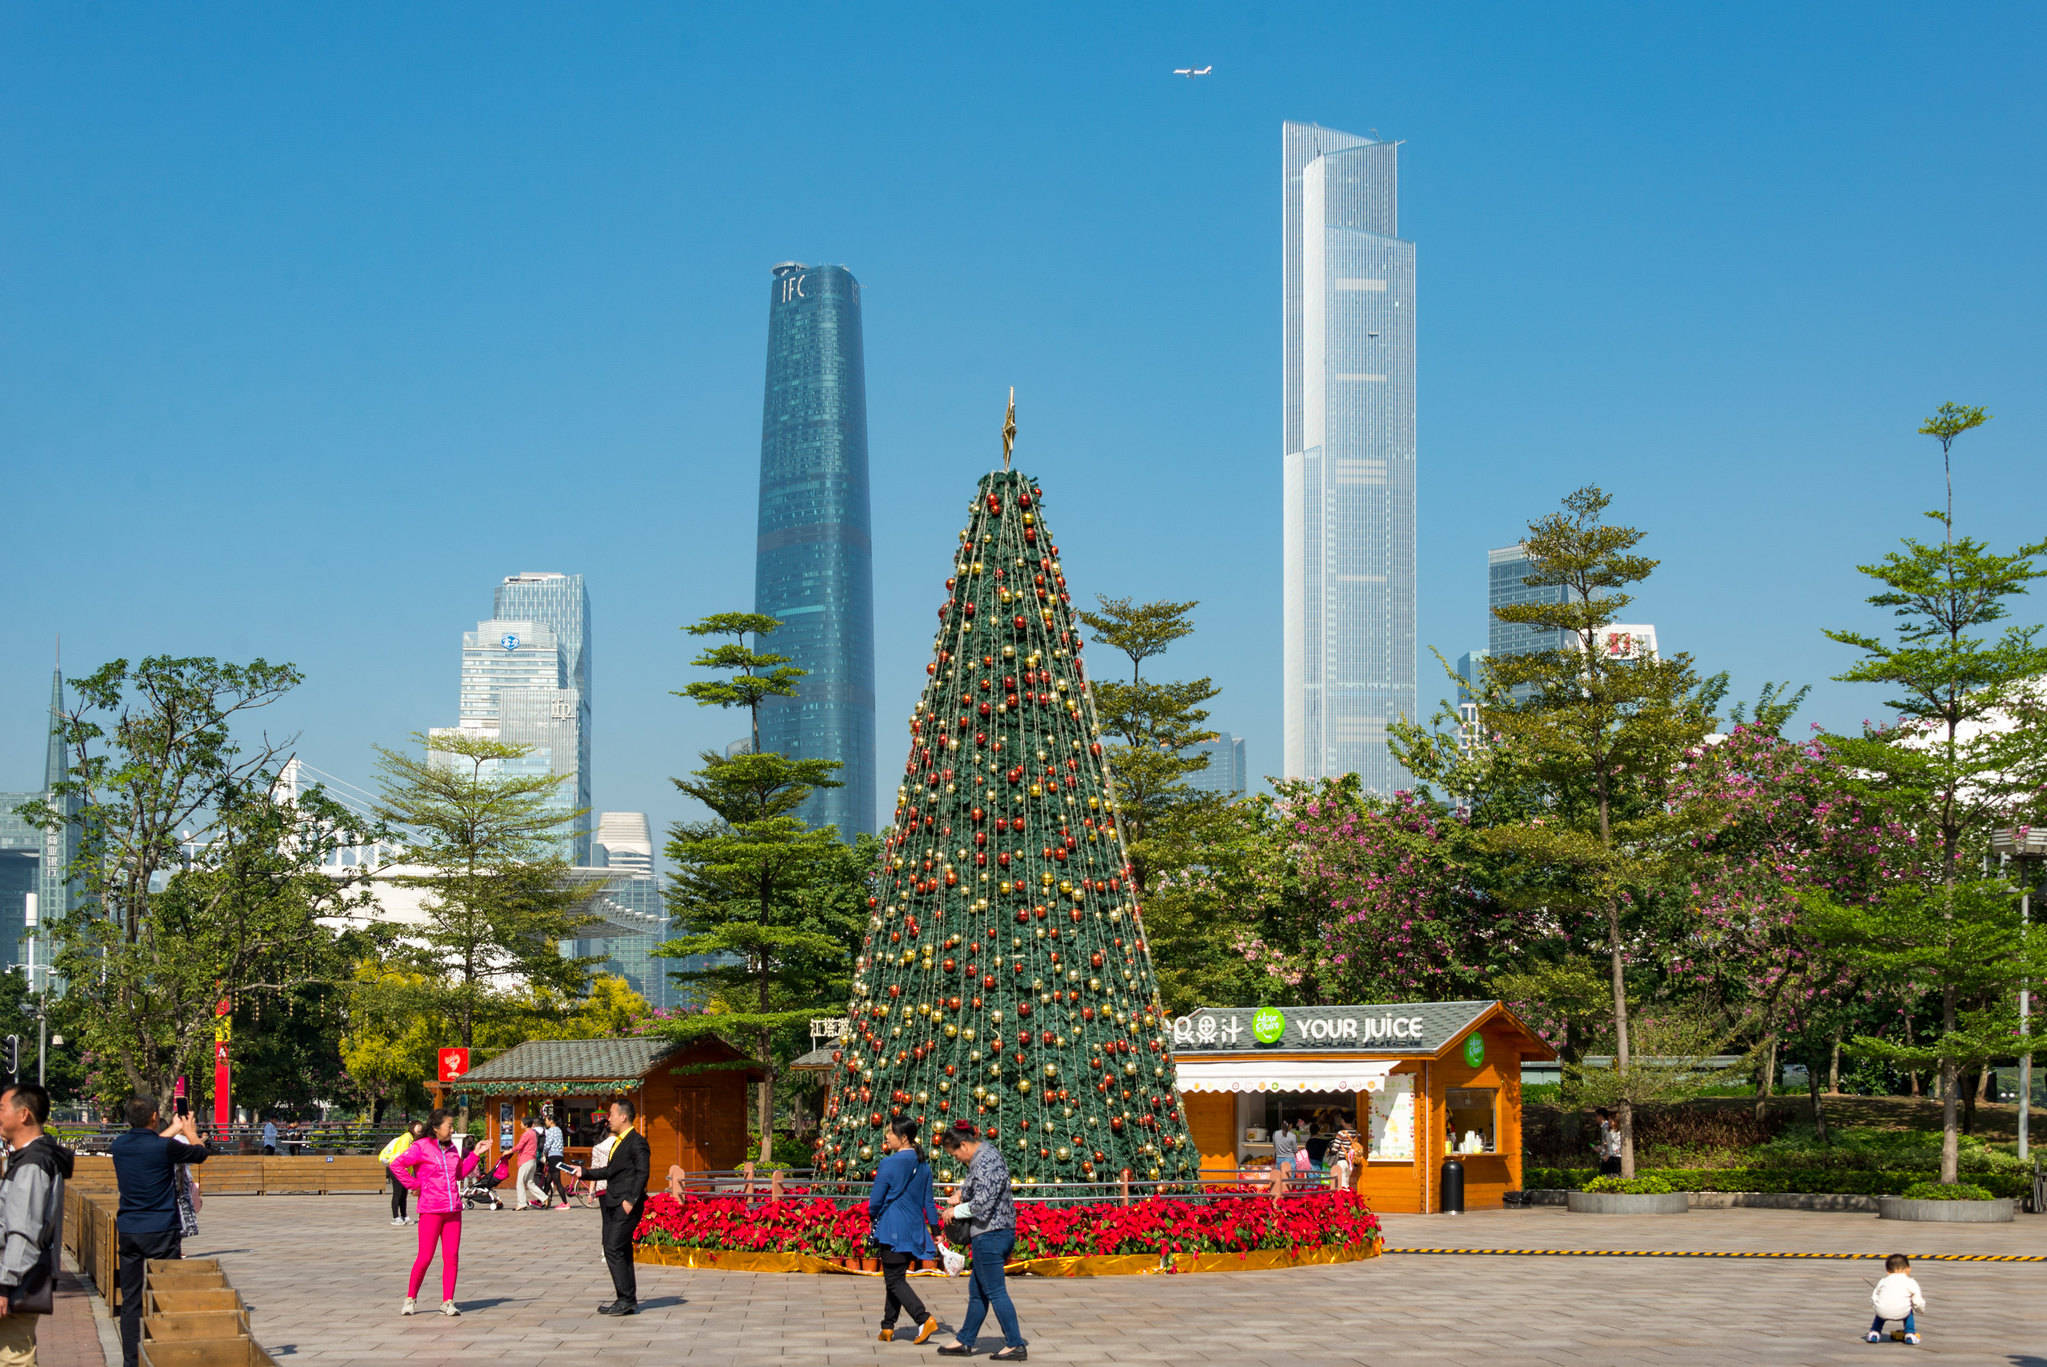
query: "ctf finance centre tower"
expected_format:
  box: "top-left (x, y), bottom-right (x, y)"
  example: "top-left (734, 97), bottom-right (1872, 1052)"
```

top-left (753, 262), bottom-right (875, 838)
top-left (1282, 121), bottom-right (1416, 794)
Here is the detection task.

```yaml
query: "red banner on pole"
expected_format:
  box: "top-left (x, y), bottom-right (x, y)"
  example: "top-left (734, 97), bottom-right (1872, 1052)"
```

top-left (437, 1048), bottom-right (470, 1083)
top-left (213, 1040), bottom-right (230, 1129)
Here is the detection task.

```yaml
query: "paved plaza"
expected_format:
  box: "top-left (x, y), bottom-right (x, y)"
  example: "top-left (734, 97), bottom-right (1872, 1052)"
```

top-left (181, 1196), bottom-right (2045, 1367)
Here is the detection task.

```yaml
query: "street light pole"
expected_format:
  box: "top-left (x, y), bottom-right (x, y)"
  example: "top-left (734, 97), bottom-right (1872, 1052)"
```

top-left (1992, 829), bottom-right (2044, 1163)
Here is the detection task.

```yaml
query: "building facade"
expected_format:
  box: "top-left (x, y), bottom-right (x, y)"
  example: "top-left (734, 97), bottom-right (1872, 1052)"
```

top-left (1282, 122), bottom-right (1417, 794)
top-left (754, 262), bottom-right (876, 838)
top-left (1487, 544), bottom-right (1571, 661)
top-left (449, 610), bottom-right (588, 863)
top-left (494, 572), bottom-right (592, 849)
top-left (0, 670), bottom-right (77, 984)
top-left (1185, 734), bottom-right (1248, 798)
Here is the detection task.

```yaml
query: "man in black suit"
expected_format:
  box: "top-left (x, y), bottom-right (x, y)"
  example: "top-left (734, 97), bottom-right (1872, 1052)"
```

top-left (564, 1099), bottom-right (650, 1316)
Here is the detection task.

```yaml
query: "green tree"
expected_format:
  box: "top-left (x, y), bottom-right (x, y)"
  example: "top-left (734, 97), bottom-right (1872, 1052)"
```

top-left (1816, 403), bottom-right (2047, 1183)
top-left (17, 657), bottom-right (381, 1108)
top-left (658, 612), bottom-right (867, 1164)
top-left (1075, 596), bottom-right (1222, 894)
top-left (371, 730), bottom-right (594, 1051)
top-left (1398, 487), bottom-right (1719, 1176)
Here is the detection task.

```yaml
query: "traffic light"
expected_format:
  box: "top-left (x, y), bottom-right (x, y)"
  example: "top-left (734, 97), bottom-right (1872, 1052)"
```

top-left (3, 1035), bottom-right (18, 1080)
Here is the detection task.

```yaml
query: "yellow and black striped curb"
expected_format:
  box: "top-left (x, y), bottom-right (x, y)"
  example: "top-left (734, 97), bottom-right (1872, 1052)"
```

top-left (1386, 1248), bottom-right (2047, 1263)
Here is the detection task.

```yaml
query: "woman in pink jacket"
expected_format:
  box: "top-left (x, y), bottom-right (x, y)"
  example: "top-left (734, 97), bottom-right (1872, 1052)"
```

top-left (389, 1109), bottom-right (483, 1316)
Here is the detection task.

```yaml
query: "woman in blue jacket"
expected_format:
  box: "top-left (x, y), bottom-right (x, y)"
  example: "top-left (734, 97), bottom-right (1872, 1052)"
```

top-left (867, 1117), bottom-right (941, 1344)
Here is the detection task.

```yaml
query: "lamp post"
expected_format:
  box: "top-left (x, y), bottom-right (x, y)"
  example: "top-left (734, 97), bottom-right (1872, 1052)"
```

top-left (1991, 827), bottom-right (2047, 1161)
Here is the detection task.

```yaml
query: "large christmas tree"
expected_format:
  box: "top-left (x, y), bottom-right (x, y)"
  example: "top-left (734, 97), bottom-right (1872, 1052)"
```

top-left (815, 463), bottom-right (1196, 1189)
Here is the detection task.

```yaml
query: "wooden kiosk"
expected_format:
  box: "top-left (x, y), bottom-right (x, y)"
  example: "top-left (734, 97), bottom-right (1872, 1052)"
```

top-left (461, 1036), bottom-right (762, 1174)
top-left (1173, 1001), bottom-right (1555, 1213)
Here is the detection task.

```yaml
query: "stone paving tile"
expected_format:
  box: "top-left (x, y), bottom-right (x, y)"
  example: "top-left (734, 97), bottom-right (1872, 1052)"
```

top-left (190, 1195), bottom-right (2047, 1366)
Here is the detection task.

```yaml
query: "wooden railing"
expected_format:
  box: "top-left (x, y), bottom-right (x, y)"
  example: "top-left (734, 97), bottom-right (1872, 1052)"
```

top-left (69, 1155), bottom-right (390, 1197)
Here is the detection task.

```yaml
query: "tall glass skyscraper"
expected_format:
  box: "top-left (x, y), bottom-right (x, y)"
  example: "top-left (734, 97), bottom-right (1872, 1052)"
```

top-left (754, 262), bottom-right (875, 838)
top-left (447, 609), bottom-right (588, 863)
top-left (1487, 544), bottom-right (1571, 660)
top-left (1282, 122), bottom-right (1417, 793)
top-left (0, 669), bottom-right (78, 980)
top-left (495, 572), bottom-right (591, 844)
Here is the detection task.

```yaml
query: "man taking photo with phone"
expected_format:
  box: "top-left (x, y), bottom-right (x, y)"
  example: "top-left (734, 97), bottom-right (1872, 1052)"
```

top-left (558, 1100), bottom-right (648, 1317)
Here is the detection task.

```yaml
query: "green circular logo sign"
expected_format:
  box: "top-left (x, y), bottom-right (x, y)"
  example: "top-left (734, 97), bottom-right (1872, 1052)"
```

top-left (1463, 1033), bottom-right (1485, 1067)
top-left (1251, 1007), bottom-right (1287, 1045)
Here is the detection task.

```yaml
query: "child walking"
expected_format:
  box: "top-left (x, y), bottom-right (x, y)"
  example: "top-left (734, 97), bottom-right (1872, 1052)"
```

top-left (389, 1109), bottom-right (483, 1318)
top-left (1867, 1253), bottom-right (1926, 1345)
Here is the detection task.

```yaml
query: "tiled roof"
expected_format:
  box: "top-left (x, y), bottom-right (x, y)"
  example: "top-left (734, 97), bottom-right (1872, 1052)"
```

top-left (1170, 1001), bottom-right (1513, 1057)
top-left (461, 1036), bottom-right (685, 1084)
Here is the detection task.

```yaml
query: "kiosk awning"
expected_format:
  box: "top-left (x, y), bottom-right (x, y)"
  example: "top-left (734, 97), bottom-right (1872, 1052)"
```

top-left (1175, 1058), bottom-right (1399, 1094)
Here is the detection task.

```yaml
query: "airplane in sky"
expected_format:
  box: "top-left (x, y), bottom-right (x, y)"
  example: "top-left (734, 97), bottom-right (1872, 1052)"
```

top-left (1172, 65), bottom-right (1213, 78)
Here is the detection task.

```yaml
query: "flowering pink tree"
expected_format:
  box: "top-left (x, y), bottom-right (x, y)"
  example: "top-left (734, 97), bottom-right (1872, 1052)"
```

top-left (1222, 778), bottom-right (1520, 1007)
top-left (1669, 725), bottom-right (1911, 1120)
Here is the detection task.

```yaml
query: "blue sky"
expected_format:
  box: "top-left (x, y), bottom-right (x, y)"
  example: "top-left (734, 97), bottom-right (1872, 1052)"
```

top-left (4, 2), bottom-right (2043, 850)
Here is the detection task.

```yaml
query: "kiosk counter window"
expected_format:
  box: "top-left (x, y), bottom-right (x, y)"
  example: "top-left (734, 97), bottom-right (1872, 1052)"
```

top-left (1444, 1087), bottom-right (1498, 1155)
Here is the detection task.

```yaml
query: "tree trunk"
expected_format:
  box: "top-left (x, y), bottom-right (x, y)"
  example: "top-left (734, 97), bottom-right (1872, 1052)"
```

top-left (1605, 899), bottom-right (1634, 1180)
top-left (1961, 1066), bottom-right (1980, 1137)
top-left (1754, 1035), bottom-right (1778, 1121)
top-left (1827, 1032), bottom-right (1843, 1095)
top-left (1939, 986), bottom-right (1960, 1184)
top-left (1975, 1065), bottom-right (1993, 1102)
top-left (1806, 1055), bottom-right (1830, 1145)
top-left (1905, 1015), bottom-right (1919, 1097)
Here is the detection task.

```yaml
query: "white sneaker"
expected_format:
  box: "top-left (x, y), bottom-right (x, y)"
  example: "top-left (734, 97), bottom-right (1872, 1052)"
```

top-left (401, 1297), bottom-right (416, 1316)
top-left (440, 1300), bottom-right (461, 1317)
top-left (391, 1217), bottom-right (405, 1226)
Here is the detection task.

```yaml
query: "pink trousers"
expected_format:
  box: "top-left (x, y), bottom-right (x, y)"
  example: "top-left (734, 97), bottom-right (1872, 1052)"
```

top-left (407, 1211), bottom-right (461, 1300)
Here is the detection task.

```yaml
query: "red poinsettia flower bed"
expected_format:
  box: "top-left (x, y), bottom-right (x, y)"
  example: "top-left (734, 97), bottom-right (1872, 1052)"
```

top-left (633, 1189), bottom-right (1380, 1261)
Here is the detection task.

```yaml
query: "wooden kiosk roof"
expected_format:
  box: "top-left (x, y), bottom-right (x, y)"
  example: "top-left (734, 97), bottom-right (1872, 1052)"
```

top-left (455, 1035), bottom-right (763, 1096)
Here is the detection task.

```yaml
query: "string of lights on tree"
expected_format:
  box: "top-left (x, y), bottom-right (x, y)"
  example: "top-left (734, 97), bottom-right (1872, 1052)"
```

top-left (815, 466), bottom-right (1196, 1188)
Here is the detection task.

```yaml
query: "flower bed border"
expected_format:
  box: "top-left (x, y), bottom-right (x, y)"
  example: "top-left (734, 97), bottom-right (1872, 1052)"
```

top-left (633, 1241), bottom-right (1381, 1276)
top-left (631, 1190), bottom-right (1382, 1275)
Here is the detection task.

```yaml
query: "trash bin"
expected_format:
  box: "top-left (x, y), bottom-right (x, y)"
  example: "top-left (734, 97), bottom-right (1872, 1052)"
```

top-left (1440, 1156), bottom-right (1465, 1214)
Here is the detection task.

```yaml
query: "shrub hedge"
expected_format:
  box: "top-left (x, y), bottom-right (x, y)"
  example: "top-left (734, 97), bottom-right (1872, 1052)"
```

top-left (1525, 1167), bottom-right (2030, 1199)
top-left (1898, 1181), bottom-right (1996, 1201)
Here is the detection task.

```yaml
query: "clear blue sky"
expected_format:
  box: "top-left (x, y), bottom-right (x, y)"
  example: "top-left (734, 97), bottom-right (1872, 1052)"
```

top-left (5, 2), bottom-right (2043, 850)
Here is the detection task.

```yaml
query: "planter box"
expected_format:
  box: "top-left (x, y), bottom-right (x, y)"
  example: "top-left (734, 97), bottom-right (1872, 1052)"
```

top-left (1566, 1191), bottom-right (1688, 1215)
top-left (1876, 1196), bottom-right (2015, 1223)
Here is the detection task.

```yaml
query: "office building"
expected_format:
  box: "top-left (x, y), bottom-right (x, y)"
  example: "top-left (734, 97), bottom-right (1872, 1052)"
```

top-left (494, 572), bottom-right (592, 852)
top-left (0, 669), bottom-right (78, 983)
top-left (754, 262), bottom-right (876, 839)
top-left (1282, 122), bottom-right (1416, 794)
top-left (449, 613), bottom-right (587, 863)
top-left (595, 811), bottom-right (654, 878)
top-left (1185, 735), bottom-right (1248, 798)
top-left (1487, 544), bottom-right (1571, 661)
top-left (1455, 650), bottom-right (1488, 754)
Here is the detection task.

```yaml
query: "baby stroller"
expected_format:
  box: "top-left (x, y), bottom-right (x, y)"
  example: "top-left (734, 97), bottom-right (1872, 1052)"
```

top-left (460, 1145), bottom-right (510, 1211)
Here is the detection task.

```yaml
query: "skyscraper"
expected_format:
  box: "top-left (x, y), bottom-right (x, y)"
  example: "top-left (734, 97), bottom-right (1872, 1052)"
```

top-left (754, 262), bottom-right (875, 838)
top-left (495, 572), bottom-right (591, 848)
top-left (1488, 544), bottom-right (1570, 661)
top-left (1282, 122), bottom-right (1417, 793)
top-left (0, 669), bottom-right (78, 982)
top-left (1185, 734), bottom-right (1248, 798)
top-left (448, 613), bottom-right (588, 863)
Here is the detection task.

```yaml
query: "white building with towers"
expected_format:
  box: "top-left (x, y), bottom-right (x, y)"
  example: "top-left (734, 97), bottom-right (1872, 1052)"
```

top-left (1281, 121), bottom-right (1417, 794)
